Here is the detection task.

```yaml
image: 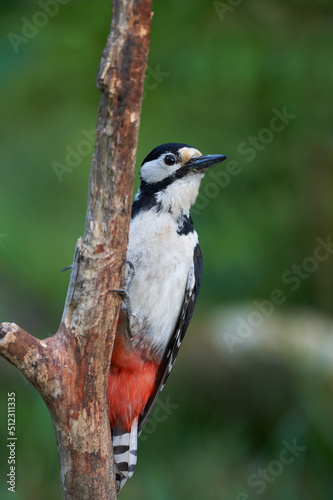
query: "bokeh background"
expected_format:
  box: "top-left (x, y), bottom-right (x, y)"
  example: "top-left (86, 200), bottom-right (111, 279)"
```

top-left (1, 0), bottom-right (333, 499)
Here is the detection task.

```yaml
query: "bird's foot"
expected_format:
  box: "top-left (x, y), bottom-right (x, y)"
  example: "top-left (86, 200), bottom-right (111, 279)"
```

top-left (124, 260), bottom-right (135, 290)
top-left (110, 261), bottom-right (135, 337)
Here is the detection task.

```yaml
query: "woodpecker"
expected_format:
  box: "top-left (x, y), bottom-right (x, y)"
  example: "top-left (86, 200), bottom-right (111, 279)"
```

top-left (108, 143), bottom-right (226, 490)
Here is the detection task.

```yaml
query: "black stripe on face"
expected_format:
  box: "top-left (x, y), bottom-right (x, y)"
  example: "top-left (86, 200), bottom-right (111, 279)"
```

top-left (132, 168), bottom-right (194, 218)
top-left (131, 188), bottom-right (162, 218)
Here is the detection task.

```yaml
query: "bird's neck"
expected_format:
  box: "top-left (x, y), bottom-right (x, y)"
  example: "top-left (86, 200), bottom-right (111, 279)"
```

top-left (132, 174), bottom-right (203, 220)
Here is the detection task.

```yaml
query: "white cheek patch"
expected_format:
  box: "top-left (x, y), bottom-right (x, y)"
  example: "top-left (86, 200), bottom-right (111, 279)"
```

top-left (140, 148), bottom-right (203, 184)
top-left (140, 157), bottom-right (180, 183)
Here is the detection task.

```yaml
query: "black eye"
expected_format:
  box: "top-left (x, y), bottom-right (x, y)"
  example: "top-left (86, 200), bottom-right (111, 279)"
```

top-left (164, 155), bottom-right (176, 166)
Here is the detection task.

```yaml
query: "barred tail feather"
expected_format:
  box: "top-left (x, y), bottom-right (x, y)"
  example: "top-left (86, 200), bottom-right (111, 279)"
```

top-left (113, 418), bottom-right (138, 491)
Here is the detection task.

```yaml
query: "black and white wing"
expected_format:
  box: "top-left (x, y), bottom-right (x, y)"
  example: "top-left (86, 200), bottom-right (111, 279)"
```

top-left (138, 243), bottom-right (203, 434)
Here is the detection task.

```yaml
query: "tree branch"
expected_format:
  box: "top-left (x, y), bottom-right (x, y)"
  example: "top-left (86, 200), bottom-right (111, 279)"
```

top-left (0, 323), bottom-right (48, 387)
top-left (0, 0), bottom-right (152, 498)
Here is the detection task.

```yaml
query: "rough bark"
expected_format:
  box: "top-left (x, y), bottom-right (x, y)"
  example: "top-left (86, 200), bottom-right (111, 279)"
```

top-left (0, 0), bottom-right (152, 498)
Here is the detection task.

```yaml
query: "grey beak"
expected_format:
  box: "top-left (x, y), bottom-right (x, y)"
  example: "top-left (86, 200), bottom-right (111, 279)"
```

top-left (185, 154), bottom-right (227, 171)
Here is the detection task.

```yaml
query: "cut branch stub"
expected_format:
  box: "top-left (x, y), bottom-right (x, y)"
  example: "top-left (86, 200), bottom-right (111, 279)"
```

top-left (0, 323), bottom-right (48, 390)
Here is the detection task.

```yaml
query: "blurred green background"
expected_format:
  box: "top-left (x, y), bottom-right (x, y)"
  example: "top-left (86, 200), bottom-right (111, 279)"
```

top-left (1, 0), bottom-right (333, 498)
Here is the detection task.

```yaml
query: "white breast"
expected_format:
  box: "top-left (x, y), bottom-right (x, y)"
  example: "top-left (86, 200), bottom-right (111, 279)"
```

top-left (126, 210), bottom-right (198, 352)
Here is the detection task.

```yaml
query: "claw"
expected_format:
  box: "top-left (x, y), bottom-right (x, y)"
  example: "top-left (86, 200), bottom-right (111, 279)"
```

top-left (111, 288), bottom-right (133, 338)
top-left (110, 261), bottom-right (135, 338)
top-left (125, 260), bottom-right (135, 289)
top-left (111, 289), bottom-right (132, 319)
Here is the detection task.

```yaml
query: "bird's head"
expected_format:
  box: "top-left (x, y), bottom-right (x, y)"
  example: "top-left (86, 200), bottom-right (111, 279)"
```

top-left (133, 143), bottom-right (226, 217)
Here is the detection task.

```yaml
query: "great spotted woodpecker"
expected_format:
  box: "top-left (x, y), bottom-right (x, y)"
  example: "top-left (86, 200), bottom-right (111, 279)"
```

top-left (108, 143), bottom-right (226, 490)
